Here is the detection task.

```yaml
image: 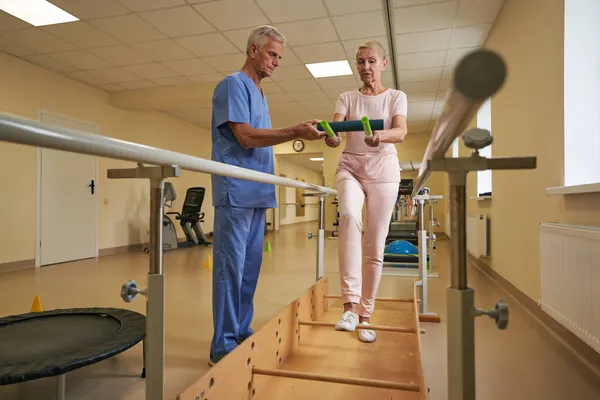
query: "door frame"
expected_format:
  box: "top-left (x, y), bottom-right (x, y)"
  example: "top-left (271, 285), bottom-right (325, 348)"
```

top-left (35, 109), bottom-right (100, 268)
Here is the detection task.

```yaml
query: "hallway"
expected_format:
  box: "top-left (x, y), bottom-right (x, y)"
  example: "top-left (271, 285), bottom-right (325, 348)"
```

top-left (0, 222), bottom-right (599, 399)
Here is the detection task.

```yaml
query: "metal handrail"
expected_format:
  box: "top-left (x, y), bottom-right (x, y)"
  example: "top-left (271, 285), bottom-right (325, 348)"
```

top-left (0, 112), bottom-right (337, 196)
top-left (411, 49), bottom-right (507, 198)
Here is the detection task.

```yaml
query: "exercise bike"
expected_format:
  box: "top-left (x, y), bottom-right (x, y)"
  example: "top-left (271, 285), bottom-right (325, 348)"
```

top-left (145, 182), bottom-right (212, 252)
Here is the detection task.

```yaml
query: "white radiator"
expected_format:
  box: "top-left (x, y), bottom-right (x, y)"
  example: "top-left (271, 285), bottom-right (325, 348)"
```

top-left (467, 213), bottom-right (489, 257)
top-left (539, 223), bottom-right (600, 355)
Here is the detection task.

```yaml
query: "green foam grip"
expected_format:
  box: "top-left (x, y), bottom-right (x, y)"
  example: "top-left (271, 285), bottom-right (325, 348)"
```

top-left (361, 116), bottom-right (373, 137)
top-left (320, 120), bottom-right (335, 138)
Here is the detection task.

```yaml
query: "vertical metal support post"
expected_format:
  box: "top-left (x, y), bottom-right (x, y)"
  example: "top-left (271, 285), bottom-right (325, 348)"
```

top-left (109, 165), bottom-right (179, 400)
top-left (428, 202), bottom-right (435, 272)
top-left (316, 196), bottom-right (325, 281)
top-left (57, 374), bottom-right (66, 400)
top-left (447, 171), bottom-right (475, 400)
top-left (417, 198), bottom-right (427, 315)
top-left (147, 177), bottom-right (165, 400)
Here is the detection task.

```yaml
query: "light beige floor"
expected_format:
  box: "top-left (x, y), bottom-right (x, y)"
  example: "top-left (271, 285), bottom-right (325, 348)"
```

top-left (1, 222), bottom-right (599, 399)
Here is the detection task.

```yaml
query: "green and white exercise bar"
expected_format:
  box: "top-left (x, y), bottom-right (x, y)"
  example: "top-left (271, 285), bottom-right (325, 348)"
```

top-left (318, 118), bottom-right (382, 137)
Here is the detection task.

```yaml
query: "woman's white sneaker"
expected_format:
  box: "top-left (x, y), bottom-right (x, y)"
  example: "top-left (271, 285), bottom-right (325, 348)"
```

top-left (358, 322), bottom-right (376, 343)
top-left (335, 311), bottom-right (359, 331)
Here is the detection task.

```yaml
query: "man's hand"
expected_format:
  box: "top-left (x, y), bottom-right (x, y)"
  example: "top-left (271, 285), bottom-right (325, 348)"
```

top-left (292, 119), bottom-right (325, 140)
top-left (325, 133), bottom-right (341, 148)
top-left (364, 131), bottom-right (381, 147)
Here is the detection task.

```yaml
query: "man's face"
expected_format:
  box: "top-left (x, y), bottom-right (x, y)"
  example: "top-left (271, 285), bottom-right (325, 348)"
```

top-left (250, 38), bottom-right (283, 78)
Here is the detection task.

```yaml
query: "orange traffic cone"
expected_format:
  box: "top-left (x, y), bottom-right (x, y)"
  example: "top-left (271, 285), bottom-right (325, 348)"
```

top-left (204, 254), bottom-right (212, 269)
top-left (30, 295), bottom-right (44, 312)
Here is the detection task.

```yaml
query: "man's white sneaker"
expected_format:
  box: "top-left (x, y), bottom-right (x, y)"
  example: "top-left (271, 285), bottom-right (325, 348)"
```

top-left (334, 311), bottom-right (359, 331)
top-left (358, 322), bottom-right (376, 343)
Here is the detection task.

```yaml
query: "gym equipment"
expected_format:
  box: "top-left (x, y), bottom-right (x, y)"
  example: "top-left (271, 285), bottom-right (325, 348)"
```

top-left (316, 119), bottom-right (384, 133)
top-left (0, 308), bottom-right (146, 399)
top-left (330, 196), bottom-right (340, 238)
top-left (160, 181), bottom-right (211, 251)
top-left (0, 47), bottom-right (529, 400)
top-left (319, 120), bottom-right (336, 137)
top-left (321, 117), bottom-right (378, 138)
top-left (385, 239), bottom-right (418, 255)
top-left (361, 116), bottom-right (373, 136)
top-left (387, 179), bottom-right (419, 246)
top-left (176, 277), bottom-right (428, 399)
top-left (384, 187), bottom-right (443, 323)
top-left (383, 240), bottom-right (424, 267)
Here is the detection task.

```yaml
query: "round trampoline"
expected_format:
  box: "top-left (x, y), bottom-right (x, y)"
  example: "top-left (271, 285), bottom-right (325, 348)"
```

top-left (0, 307), bottom-right (146, 390)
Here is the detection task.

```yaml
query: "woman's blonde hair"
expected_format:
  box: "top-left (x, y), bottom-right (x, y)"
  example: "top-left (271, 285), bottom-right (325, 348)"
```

top-left (355, 40), bottom-right (387, 61)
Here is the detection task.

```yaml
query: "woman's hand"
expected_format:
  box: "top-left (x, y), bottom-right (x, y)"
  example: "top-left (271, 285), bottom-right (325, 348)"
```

top-left (364, 131), bottom-right (381, 147)
top-left (325, 133), bottom-right (341, 148)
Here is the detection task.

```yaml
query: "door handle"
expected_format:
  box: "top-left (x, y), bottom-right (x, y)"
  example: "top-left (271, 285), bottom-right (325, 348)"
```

top-left (89, 179), bottom-right (95, 195)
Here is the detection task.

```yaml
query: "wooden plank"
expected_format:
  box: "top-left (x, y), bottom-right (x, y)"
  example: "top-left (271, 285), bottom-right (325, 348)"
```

top-left (253, 367), bottom-right (421, 391)
top-left (175, 279), bottom-right (322, 399)
top-left (257, 300), bottom-right (424, 399)
top-left (177, 275), bottom-right (427, 400)
top-left (419, 314), bottom-right (441, 324)
top-left (324, 294), bottom-right (415, 303)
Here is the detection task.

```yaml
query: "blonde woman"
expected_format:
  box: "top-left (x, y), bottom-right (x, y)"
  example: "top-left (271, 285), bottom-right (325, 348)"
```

top-left (325, 41), bottom-right (408, 343)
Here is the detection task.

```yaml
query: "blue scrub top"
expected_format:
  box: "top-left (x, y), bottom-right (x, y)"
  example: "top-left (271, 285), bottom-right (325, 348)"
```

top-left (210, 71), bottom-right (277, 209)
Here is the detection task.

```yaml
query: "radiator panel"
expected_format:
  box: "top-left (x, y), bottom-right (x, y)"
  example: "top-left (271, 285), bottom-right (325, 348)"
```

top-left (467, 213), bottom-right (488, 258)
top-left (540, 223), bottom-right (600, 355)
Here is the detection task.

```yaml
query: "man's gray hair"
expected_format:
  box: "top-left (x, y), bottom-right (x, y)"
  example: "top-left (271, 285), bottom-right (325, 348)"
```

top-left (246, 25), bottom-right (286, 55)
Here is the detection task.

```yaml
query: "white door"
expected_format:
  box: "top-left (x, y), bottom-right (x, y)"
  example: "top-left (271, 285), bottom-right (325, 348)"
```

top-left (38, 111), bottom-right (98, 266)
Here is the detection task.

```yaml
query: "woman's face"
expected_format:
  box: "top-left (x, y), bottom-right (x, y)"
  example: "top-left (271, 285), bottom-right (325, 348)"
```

top-left (356, 47), bottom-right (387, 85)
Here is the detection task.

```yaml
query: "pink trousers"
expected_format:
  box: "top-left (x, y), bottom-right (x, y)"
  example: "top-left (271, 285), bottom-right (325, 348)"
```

top-left (336, 152), bottom-right (400, 317)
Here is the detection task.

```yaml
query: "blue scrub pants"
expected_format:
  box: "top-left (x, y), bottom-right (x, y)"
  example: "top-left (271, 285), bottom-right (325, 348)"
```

top-left (210, 206), bottom-right (265, 360)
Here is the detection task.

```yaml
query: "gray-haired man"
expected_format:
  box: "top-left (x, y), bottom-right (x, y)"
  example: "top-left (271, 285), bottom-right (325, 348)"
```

top-left (209, 25), bottom-right (325, 365)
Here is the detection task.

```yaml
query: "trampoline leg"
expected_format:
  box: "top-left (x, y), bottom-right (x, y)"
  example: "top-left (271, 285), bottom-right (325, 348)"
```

top-left (57, 374), bottom-right (66, 400)
top-left (142, 337), bottom-right (146, 378)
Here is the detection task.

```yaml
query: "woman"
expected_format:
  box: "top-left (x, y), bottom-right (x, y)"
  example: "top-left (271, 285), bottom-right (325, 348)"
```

top-left (325, 40), bottom-right (408, 343)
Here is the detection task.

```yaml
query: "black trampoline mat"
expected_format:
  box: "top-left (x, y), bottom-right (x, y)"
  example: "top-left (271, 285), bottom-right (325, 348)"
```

top-left (0, 308), bottom-right (146, 386)
top-left (0, 314), bottom-right (121, 365)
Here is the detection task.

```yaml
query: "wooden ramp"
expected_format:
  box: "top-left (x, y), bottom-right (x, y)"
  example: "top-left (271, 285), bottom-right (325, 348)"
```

top-left (177, 275), bottom-right (428, 400)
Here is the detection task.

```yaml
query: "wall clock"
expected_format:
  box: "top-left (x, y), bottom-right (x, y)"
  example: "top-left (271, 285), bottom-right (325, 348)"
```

top-left (293, 140), bottom-right (304, 152)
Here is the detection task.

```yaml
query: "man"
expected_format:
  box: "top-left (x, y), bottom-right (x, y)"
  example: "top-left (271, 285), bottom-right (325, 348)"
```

top-left (209, 25), bottom-right (325, 366)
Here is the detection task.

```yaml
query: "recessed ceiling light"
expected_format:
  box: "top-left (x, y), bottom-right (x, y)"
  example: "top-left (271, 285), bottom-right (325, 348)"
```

top-left (310, 157), bottom-right (324, 161)
top-left (305, 60), bottom-right (353, 79)
top-left (0, 0), bottom-right (79, 27)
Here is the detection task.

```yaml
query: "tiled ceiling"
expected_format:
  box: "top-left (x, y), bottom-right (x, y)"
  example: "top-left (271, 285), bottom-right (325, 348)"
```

top-left (0, 0), bottom-right (504, 133)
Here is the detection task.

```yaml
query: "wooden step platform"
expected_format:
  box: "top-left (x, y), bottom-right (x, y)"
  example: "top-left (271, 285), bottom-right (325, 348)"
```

top-left (177, 275), bottom-right (428, 400)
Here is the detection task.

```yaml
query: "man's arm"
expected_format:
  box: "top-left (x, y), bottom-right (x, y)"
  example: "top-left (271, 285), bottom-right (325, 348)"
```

top-left (229, 119), bottom-right (324, 149)
top-left (213, 78), bottom-right (324, 149)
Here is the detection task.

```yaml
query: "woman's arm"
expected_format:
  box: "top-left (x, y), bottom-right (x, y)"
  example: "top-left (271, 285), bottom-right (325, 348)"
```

top-left (377, 114), bottom-right (408, 143)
